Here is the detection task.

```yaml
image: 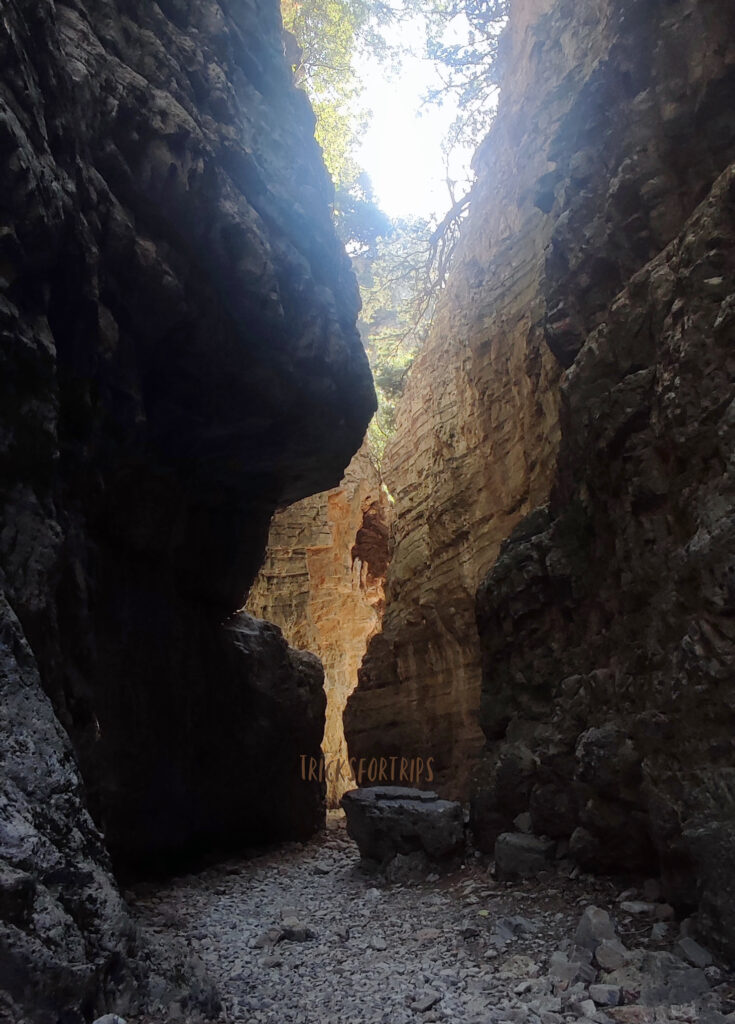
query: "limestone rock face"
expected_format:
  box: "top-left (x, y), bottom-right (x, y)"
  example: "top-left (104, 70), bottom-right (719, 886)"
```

top-left (346, 0), bottom-right (735, 806)
top-left (248, 446), bottom-right (391, 807)
top-left (0, 0), bottom-right (373, 1017)
top-left (346, 0), bottom-right (567, 798)
top-left (475, 164), bottom-right (735, 955)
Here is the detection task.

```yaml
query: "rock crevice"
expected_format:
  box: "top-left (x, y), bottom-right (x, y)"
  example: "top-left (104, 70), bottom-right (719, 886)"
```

top-left (248, 445), bottom-right (392, 807)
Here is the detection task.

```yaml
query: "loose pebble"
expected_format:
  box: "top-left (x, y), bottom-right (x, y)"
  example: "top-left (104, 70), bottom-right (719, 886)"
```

top-left (128, 817), bottom-right (732, 1024)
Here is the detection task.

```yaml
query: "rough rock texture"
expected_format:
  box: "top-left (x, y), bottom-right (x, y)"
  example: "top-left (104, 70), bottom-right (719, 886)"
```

top-left (248, 445), bottom-right (391, 807)
top-left (471, 0), bottom-right (735, 957)
top-left (0, 594), bottom-right (137, 1023)
top-left (348, 0), bottom-right (735, 821)
top-left (475, 164), bottom-right (735, 956)
top-left (346, 0), bottom-right (572, 799)
top-left (0, 0), bottom-right (373, 1018)
top-left (130, 824), bottom-right (735, 1024)
top-left (341, 787), bottom-right (465, 866)
top-left (0, 588), bottom-right (222, 1022)
top-left (494, 832), bottom-right (555, 881)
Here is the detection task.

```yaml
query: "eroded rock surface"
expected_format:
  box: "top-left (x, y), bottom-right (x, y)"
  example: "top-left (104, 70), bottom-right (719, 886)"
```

top-left (0, 0), bottom-right (373, 1018)
top-left (0, 594), bottom-right (138, 1022)
top-left (346, 0), bottom-right (735, 806)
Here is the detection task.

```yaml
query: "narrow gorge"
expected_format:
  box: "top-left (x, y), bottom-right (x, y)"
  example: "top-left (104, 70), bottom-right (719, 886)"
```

top-left (1, 0), bottom-right (734, 1022)
top-left (247, 443), bottom-right (391, 807)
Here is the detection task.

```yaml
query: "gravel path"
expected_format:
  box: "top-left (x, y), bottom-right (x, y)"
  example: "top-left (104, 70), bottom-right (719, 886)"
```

top-left (129, 814), bottom-right (734, 1024)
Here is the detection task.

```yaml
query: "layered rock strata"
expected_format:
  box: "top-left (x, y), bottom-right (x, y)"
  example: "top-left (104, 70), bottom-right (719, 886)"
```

top-left (346, 0), bottom-right (735, 810)
top-left (248, 445), bottom-right (391, 807)
top-left (346, 0), bottom-right (567, 798)
top-left (0, 0), bottom-right (373, 1018)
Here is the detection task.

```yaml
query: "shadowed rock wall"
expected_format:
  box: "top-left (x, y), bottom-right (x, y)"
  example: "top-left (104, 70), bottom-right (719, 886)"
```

top-left (475, 126), bottom-right (735, 957)
top-left (0, 0), bottom-right (374, 1018)
top-left (467, 0), bottom-right (735, 958)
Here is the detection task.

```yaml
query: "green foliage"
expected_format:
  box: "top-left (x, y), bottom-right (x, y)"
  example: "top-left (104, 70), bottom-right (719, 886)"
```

top-left (335, 173), bottom-right (392, 256)
top-left (282, 0), bottom-right (370, 187)
top-left (281, 0), bottom-right (508, 466)
top-left (422, 0), bottom-right (509, 153)
top-left (282, 0), bottom-right (392, 256)
top-left (352, 217), bottom-right (435, 462)
top-left (283, 0), bottom-right (509, 186)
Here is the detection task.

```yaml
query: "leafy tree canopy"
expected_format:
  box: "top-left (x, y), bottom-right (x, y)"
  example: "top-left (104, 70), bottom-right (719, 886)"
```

top-left (353, 217), bottom-right (434, 460)
top-left (282, 0), bottom-right (508, 464)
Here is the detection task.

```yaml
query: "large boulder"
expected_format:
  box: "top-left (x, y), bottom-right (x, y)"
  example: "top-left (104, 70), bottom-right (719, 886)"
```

top-left (341, 787), bottom-right (465, 866)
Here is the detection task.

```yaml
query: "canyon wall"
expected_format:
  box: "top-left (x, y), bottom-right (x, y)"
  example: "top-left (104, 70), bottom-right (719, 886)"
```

top-left (347, 0), bottom-right (735, 954)
top-left (346, 0), bottom-right (568, 797)
top-left (0, 0), bottom-right (373, 1019)
top-left (473, 25), bottom-right (735, 961)
top-left (476, 164), bottom-right (735, 954)
top-left (248, 445), bottom-right (392, 807)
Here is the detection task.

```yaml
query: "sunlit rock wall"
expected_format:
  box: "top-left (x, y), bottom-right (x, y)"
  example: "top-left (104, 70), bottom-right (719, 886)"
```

top-left (0, 0), bottom-right (374, 1019)
top-left (346, 0), bottom-right (567, 798)
top-left (346, 0), bottom-right (735, 817)
top-left (248, 445), bottom-right (392, 807)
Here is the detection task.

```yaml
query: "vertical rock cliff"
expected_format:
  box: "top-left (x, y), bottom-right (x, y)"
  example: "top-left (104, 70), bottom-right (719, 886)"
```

top-left (346, 0), bottom-right (735, 950)
top-left (248, 445), bottom-right (392, 807)
top-left (476, 165), bottom-right (735, 952)
top-left (348, 0), bottom-right (735, 955)
top-left (346, 0), bottom-right (567, 797)
top-left (472, 7), bottom-right (735, 956)
top-left (0, 0), bottom-right (374, 1019)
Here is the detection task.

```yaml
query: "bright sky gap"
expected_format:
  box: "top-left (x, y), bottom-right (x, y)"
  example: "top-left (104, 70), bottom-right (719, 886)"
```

top-left (354, 15), bottom-right (478, 221)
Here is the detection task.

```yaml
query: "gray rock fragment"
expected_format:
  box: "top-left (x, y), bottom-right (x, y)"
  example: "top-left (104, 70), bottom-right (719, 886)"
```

top-left (514, 812), bottom-right (534, 834)
top-left (576, 907), bottom-right (617, 951)
top-left (413, 990), bottom-right (442, 1012)
top-left (495, 833), bottom-right (556, 880)
top-left (589, 984), bottom-right (621, 1006)
top-left (254, 927), bottom-right (284, 949)
top-left (548, 951), bottom-right (596, 984)
top-left (674, 936), bottom-right (713, 968)
top-left (620, 901), bottom-right (656, 915)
